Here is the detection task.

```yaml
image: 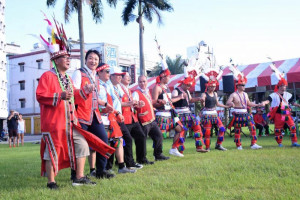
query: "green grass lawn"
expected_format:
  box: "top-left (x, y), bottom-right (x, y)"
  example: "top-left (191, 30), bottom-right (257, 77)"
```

top-left (1, 131), bottom-right (300, 200)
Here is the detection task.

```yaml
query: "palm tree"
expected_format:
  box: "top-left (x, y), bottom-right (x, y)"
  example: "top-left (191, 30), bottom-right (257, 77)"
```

top-left (148, 55), bottom-right (185, 77)
top-left (46, 0), bottom-right (117, 68)
top-left (122, 0), bottom-right (173, 75)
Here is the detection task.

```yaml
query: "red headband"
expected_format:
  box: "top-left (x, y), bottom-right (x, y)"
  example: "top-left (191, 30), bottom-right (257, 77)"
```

top-left (96, 64), bottom-right (110, 72)
top-left (156, 69), bottom-right (171, 83)
top-left (274, 78), bottom-right (287, 92)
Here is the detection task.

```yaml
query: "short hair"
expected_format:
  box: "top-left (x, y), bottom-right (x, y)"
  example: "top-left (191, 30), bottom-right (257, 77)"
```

top-left (138, 75), bottom-right (147, 82)
top-left (85, 49), bottom-right (101, 61)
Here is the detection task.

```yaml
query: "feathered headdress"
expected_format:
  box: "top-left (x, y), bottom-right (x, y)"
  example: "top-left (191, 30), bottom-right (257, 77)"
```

top-left (178, 67), bottom-right (197, 87)
top-left (38, 13), bottom-right (71, 60)
top-left (229, 60), bottom-right (247, 91)
top-left (268, 59), bottom-right (287, 92)
top-left (200, 67), bottom-right (223, 92)
top-left (154, 37), bottom-right (171, 84)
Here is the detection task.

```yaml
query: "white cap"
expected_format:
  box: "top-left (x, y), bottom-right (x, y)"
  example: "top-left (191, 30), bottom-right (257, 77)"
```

top-left (109, 66), bottom-right (126, 75)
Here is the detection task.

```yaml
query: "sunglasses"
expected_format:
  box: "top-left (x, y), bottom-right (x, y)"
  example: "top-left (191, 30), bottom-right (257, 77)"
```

top-left (238, 84), bottom-right (245, 86)
top-left (105, 70), bottom-right (110, 74)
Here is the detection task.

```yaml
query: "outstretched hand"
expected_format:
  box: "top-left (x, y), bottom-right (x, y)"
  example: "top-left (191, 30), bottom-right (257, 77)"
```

top-left (61, 90), bottom-right (73, 100)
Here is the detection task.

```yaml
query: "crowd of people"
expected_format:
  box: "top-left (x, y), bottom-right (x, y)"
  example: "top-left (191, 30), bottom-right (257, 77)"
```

top-left (33, 17), bottom-right (300, 189)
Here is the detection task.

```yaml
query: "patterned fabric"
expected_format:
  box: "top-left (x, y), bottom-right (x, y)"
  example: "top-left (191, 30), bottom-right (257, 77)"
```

top-left (273, 113), bottom-right (297, 144)
top-left (228, 112), bottom-right (257, 147)
top-left (202, 115), bottom-right (226, 149)
top-left (155, 115), bottom-right (175, 131)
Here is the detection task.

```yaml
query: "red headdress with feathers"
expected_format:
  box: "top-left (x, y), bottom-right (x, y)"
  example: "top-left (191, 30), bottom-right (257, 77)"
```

top-left (229, 63), bottom-right (247, 91)
top-left (201, 67), bottom-right (223, 92)
top-left (178, 67), bottom-right (197, 87)
top-left (38, 13), bottom-right (71, 60)
top-left (156, 58), bottom-right (171, 83)
top-left (269, 61), bottom-right (287, 92)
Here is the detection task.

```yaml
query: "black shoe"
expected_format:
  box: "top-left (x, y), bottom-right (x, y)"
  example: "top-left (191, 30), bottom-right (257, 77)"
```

top-left (70, 169), bottom-right (76, 181)
top-left (96, 171), bottom-right (116, 179)
top-left (128, 163), bottom-right (143, 170)
top-left (138, 159), bottom-right (154, 165)
top-left (47, 182), bottom-right (59, 190)
top-left (155, 154), bottom-right (170, 161)
top-left (72, 176), bottom-right (96, 186)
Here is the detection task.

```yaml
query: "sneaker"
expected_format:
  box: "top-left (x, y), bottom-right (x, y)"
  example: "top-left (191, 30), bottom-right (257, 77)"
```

top-left (90, 169), bottom-right (96, 177)
top-left (237, 146), bottom-right (243, 150)
top-left (128, 163), bottom-right (143, 170)
top-left (251, 144), bottom-right (262, 150)
top-left (96, 171), bottom-right (116, 179)
top-left (118, 167), bottom-right (136, 174)
top-left (206, 148), bottom-right (211, 152)
top-left (291, 143), bottom-right (300, 147)
top-left (72, 176), bottom-right (96, 186)
top-left (278, 144), bottom-right (284, 147)
top-left (47, 182), bottom-right (59, 190)
top-left (169, 148), bottom-right (184, 157)
top-left (215, 145), bottom-right (227, 151)
top-left (155, 154), bottom-right (170, 161)
top-left (196, 148), bottom-right (209, 153)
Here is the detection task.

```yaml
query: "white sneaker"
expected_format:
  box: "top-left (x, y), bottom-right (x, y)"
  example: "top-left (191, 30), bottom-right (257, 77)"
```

top-left (237, 146), bottom-right (243, 150)
top-left (251, 144), bottom-right (262, 149)
top-left (169, 148), bottom-right (184, 157)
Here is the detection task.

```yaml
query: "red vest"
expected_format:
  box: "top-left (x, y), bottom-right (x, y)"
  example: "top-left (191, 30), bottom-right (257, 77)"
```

top-left (135, 90), bottom-right (155, 126)
top-left (120, 85), bottom-right (138, 124)
top-left (75, 70), bottom-right (102, 125)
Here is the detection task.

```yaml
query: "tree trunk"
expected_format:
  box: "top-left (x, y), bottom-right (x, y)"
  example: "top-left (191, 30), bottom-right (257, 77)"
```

top-left (138, 17), bottom-right (145, 76)
top-left (78, 0), bottom-right (85, 68)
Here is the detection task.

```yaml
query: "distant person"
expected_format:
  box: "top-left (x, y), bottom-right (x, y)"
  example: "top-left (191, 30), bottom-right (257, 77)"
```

top-left (17, 114), bottom-right (26, 146)
top-left (7, 110), bottom-right (19, 148)
top-left (253, 108), bottom-right (269, 137)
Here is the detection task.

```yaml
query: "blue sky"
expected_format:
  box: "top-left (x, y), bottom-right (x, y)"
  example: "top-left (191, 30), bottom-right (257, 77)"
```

top-left (5, 0), bottom-right (300, 65)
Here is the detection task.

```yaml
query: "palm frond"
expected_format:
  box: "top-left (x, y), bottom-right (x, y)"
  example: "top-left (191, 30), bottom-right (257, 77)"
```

top-left (106, 0), bottom-right (118, 7)
top-left (90, 0), bottom-right (104, 23)
top-left (46, 0), bottom-right (57, 7)
top-left (122, 0), bottom-right (138, 25)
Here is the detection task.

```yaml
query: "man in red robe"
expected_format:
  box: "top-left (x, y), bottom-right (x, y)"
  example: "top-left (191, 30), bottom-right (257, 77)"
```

top-left (36, 17), bottom-right (115, 189)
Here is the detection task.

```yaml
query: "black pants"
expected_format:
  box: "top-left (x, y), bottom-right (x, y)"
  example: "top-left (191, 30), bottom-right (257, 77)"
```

top-left (119, 122), bottom-right (136, 167)
top-left (125, 122), bottom-right (146, 164)
top-left (142, 121), bottom-right (163, 158)
top-left (256, 124), bottom-right (270, 136)
top-left (80, 114), bottom-right (108, 175)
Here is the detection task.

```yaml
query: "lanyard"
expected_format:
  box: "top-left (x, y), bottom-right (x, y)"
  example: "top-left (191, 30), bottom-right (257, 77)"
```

top-left (139, 88), bottom-right (152, 104)
top-left (159, 84), bottom-right (175, 109)
top-left (120, 84), bottom-right (132, 101)
top-left (276, 92), bottom-right (288, 105)
top-left (236, 92), bottom-right (247, 108)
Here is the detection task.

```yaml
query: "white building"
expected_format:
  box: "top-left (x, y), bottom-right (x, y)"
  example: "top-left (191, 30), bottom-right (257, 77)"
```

top-left (0, 0), bottom-right (8, 131)
top-left (8, 42), bottom-right (137, 134)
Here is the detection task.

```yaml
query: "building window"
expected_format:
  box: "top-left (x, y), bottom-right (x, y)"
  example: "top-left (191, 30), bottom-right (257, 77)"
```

top-left (19, 99), bottom-right (26, 108)
top-left (19, 62), bottom-right (25, 72)
top-left (19, 80), bottom-right (25, 90)
top-left (36, 59), bottom-right (43, 69)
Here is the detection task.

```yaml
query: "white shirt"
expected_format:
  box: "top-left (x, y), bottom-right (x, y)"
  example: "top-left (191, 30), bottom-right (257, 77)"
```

top-left (106, 80), bottom-right (124, 113)
top-left (72, 65), bottom-right (97, 89)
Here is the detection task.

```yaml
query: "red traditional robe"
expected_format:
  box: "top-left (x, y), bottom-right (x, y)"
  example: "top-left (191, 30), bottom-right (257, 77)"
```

top-left (36, 70), bottom-right (115, 176)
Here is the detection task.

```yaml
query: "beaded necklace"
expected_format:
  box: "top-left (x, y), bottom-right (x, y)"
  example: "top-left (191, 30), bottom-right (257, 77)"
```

top-left (52, 61), bottom-right (74, 104)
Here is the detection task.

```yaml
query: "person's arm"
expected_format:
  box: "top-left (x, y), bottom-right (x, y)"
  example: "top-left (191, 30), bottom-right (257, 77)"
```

top-left (36, 73), bottom-right (68, 106)
top-left (190, 91), bottom-right (201, 103)
top-left (226, 93), bottom-right (235, 107)
top-left (215, 93), bottom-right (230, 108)
top-left (71, 70), bottom-right (82, 89)
top-left (24, 121), bottom-right (26, 134)
top-left (246, 93), bottom-right (260, 107)
top-left (289, 94), bottom-right (300, 107)
top-left (152, 85), bottom-right (165, 108)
